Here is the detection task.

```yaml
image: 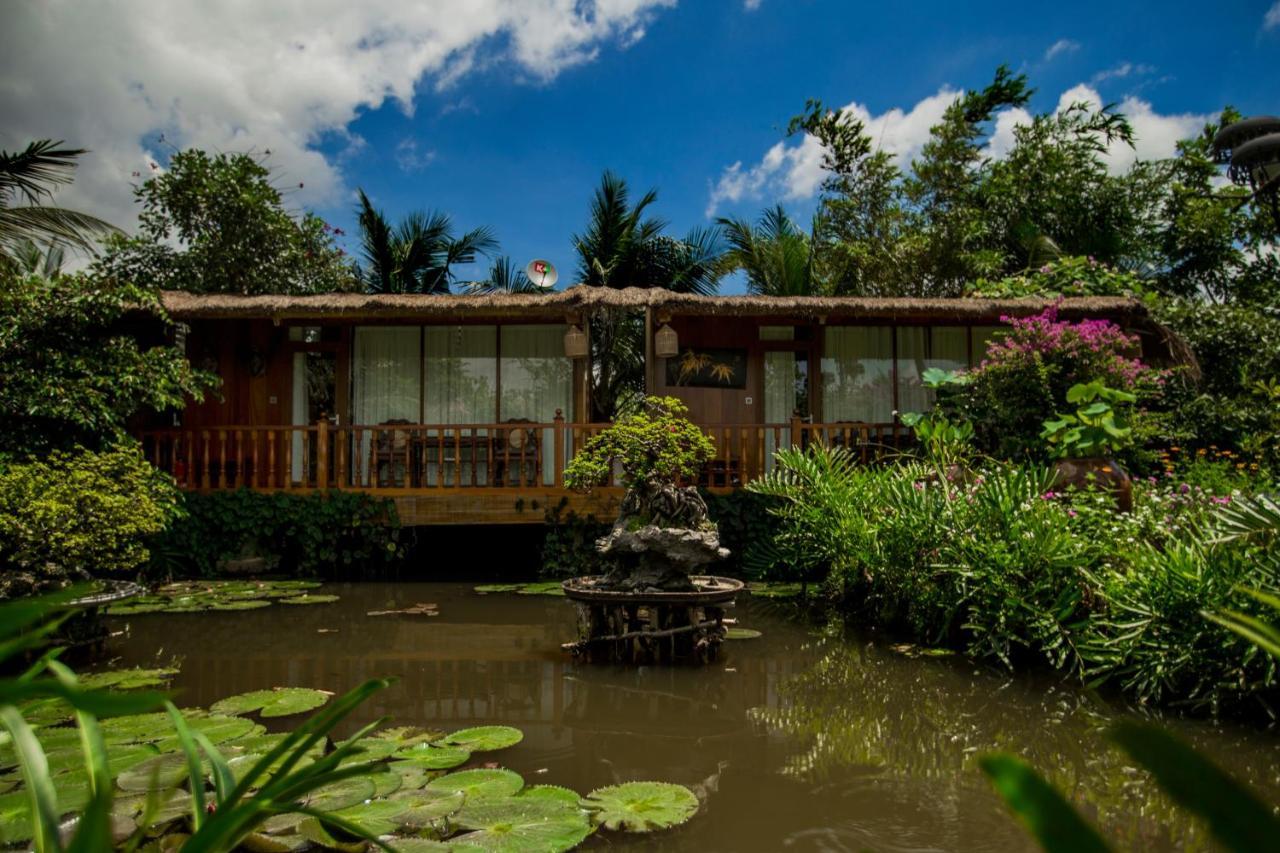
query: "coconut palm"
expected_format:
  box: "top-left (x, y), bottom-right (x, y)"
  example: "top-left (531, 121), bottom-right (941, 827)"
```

top-left (0, 140), bottom-right (118, 262)
top-left (717, 205), bottom-right (821, 296)
top-left (9, 238), bottom-right (67, 276)
top-left (572, 172), bottom-right (725, 418)
top-left (463, 256), bottom-right (541, 293)
top-left (355, 188), bottom-right (497, 294)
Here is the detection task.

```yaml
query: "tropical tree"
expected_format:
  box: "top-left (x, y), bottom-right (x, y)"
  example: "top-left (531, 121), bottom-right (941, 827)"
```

top-left (97, 149), bottom-right (355, 295)
top-left (572, 171), bottom-right (725, 418)
top-left (717, 205), bottom-right (821, 295)
top-left (463, 255), bottom-right (541, 293)
top-left (0, 140), bottom-right (118, 263)
top-left (355, 189), bottom-right (497, 294)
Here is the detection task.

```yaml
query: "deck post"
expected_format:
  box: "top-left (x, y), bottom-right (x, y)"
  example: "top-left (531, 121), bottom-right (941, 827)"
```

top-left (553, 409), bottom-right (566, 488)
top-left (316, 418), bottom-right (330, 489)
top-left (790, 414), bottom-right (803, 453)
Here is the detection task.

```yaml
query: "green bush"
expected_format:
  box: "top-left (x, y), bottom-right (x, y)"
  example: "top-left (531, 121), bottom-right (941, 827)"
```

top-left (701, 489), bottom-right (778, 579)
top-left (966, 255), bottom-right (1150, 298)
top-left (563, 396), bottom-right (714, 491)
top-left (539, 501), bottom-right (610, 580)
top-left (0, 445), bottom-right (179, 597)
top-left (750, 443), bottom-right (1278, 715)
top-left (147, 489), bottom-right (405, 580)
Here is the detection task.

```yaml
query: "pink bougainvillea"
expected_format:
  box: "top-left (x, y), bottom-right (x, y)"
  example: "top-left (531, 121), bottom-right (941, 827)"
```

top-left (977, 305), bottom-right (1152, 388)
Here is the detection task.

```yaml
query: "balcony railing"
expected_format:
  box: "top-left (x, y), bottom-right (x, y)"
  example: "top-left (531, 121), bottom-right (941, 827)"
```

top-left (137, 415), bottom-right (908, 493)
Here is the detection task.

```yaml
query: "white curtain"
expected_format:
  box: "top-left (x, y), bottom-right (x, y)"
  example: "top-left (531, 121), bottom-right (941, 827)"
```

top-left (764, 350), bottom-right (797, 471)
top-left (353, 327), bottom-right (422, 485)
top-left (897, 327), bottom-right (970, 415)
top-left (424, 326), bottom-right (497, 485)
top-left (500, 325), bottom-right (571, 485)
top-left (822, 326), bottom-right (893, 422)
top-left (290, 353), bottom-right (308, 483)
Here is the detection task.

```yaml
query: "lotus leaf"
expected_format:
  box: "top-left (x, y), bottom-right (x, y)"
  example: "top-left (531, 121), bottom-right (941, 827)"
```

top-left (79, 667), bottom-right (179, 691)
top-left (390, 761), bottom-right (434, 791)
top-left (117, 753), bottom-right (189, 792)
top-left (210, 687), bottom-right (332, 718)
top-left (443, 726), bottom-right (523, 752)
top-left (425, 768), bottom-right (524, 801)
top-left (330, 798), bottom-right (412, 835)
top-left (581, 781), bottom-right (699, 832)
top-left (393, 788), bottom-right (466, 827)
top-left (370, 765), bottom-right (404, 797)
top-left (450, 798), bottom-right (591, 853)
top-left (396, 743), bottom-right (471, 770)
top-left (519, 785), bottom-right (581, 806)
top-left (279, 594), bottom-right (340, 605)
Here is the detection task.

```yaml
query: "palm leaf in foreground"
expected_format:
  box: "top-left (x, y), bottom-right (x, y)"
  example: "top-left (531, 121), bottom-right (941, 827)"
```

top-left (978, 754), bottom-right (1111, 853)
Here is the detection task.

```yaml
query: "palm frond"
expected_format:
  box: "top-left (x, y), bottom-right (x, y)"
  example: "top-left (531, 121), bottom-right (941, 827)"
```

top-left (355, 189), bottom-right (396, 293)
top-left (0, 140), bottom-right (85, 205)
top-left (0, 206), bottom-right (118, 255)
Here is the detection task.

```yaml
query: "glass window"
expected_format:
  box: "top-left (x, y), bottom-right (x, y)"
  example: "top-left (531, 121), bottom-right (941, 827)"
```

top-left (352, 327), bottom-right (421, 425)
top-left (501, 326), bottom-right (572, 485)
top-left (288, 326), bottom-right (321, 343)
top-left (822, 327), bottom-right (893, 422)
top-left (896, 327), bottom-right (970, 415)
top-left (424, 326), bottom-right (497, 425)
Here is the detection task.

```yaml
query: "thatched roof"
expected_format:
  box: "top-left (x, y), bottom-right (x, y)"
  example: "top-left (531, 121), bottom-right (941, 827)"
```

top-left (160, 287), bottom-right (1151, 324)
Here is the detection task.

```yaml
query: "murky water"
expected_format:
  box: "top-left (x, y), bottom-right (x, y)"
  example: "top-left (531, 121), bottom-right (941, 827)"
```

top-left (103, 583), bottom-right (1280, 852)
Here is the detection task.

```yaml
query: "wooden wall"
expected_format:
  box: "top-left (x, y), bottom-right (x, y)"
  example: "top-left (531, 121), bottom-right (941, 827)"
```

top-left (184, 319), bottom-right (293, 428)
top-left (653, 316), bottom-right (768, 425)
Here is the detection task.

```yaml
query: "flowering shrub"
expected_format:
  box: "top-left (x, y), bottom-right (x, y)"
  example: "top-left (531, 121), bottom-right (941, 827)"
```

top-left (939, 305), bottom-right (1161, 461)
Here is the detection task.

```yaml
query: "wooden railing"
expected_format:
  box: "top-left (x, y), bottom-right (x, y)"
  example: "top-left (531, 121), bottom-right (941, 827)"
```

top-left (137, 415), bottom-right (908, 493)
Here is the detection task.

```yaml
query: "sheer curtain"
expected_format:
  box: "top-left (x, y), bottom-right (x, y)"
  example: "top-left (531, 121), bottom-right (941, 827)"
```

top-left (764, 351), bottom-right (797, 471)
top-left (352, 326), bottom-right (422, 484)
top-left (897, 327), bottom-right (970, 415)
top-left (500, 325), bottom-right (571, 485)
top-left (822, 326), bottom-right (893, 422)
top-left (424, 326), bottom-right (497, 485)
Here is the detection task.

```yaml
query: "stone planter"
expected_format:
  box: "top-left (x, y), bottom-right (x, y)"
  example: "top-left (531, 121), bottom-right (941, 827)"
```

top-left (1053, 456), bottom-right (1133, 512)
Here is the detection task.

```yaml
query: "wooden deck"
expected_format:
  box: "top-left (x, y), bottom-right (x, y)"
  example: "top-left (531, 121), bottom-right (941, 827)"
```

top-left (137, 417), bottom-right (907, 524)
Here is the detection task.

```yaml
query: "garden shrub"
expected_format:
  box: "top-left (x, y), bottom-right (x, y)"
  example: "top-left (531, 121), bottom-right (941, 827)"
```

top-left (701, 489), bottom-right (779, 579)
top-left (938, 306), bottom-right (1162, 463)
top-left (539, 501), bottom-right (610, 580)
top-left (750, 443), bottom-right (1279, 715)
top-left (147, 489), bottom-right (405, 580)
top-left (966, 255), bottom-right (1150, 298)
top-left (0, 444), bottom-right (179, 598)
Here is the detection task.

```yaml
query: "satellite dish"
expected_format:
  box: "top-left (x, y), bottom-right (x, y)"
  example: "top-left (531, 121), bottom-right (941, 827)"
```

top-left (525, 259), bottom-right (558, 290)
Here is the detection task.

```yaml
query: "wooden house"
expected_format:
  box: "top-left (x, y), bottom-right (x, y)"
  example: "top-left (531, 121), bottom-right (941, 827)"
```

top-left (140, 288), bottom-right (1172, 525)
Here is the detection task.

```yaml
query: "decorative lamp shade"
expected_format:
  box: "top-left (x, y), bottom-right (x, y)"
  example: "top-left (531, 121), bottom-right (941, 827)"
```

top-left (563, 324), bottom-right (588, 359)
top-left (654, 323), bottom-right (679, 358)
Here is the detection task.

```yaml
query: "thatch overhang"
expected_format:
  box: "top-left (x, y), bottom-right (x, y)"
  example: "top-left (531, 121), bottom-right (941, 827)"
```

top-left (159, 286), bottom-right (1153, 326)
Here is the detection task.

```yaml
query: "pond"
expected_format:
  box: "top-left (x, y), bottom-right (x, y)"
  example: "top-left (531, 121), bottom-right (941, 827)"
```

top-left (103, 582), bottom-right (1280, 852)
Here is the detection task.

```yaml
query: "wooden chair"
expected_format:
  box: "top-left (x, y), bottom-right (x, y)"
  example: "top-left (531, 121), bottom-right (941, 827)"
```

top-left (373, 419), bottom-right (412, 487)
top-left (495, 419), bottom-right (539, 486)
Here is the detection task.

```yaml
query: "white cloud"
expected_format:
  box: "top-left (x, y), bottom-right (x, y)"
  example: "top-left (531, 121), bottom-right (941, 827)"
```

top-left (395, 139), bottom-right (436, 173)
top-left (0, 0), bottom-right (677, 232)
top-left (708, 82), bottom-right (1214, 215)
top-left (707, 88), bottom-right (958, 216)
top-left (1090, 61), bottom-right (1156, 85)
top-left (744, 0), bottom-right (763, 10)
top-left (1043, 39), bottom-right (1080, 61)
top-left (1265, 2), bottom-right (1280, 30)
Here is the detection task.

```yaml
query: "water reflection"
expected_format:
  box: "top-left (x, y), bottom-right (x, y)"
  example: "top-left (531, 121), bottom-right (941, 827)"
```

top-left (103, 583), bottom-right (1279, 852)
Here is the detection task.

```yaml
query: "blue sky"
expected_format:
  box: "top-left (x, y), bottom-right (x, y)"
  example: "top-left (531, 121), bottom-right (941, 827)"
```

top-left (5, 1), bottom-right (1278, 290)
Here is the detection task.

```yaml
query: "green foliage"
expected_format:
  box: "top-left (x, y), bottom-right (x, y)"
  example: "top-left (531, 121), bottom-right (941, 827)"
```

top-left (716, 205), bottom-right (819, 295)
top-left (538, 502), bottom-right (610, 580)
top-left (0, 446), bottom-right (179, 597)
top-left (563, 397), bottom-right (714, 492)
top-left (95, 149), bottom-right (357, 295)
top-left (749, 443), bottom-right (1280, 714)
top-left (967, 256), bottom-right (1151, 298)
top-left (580, 781), bottom-right (699, 832)
top-left (0, 270), bottom-right (215, 456)
top-left (0, 140), bottom-right (119, 263)
top-left (899, 367), bottom-right (975, 467)
top-left (210, 688), bottom-right (332, 719)
top-left (978, 754), bottom-right (1112, 853)
top-left (146, 489), bottom-right (405, 580)
top-left (700, 488), bottom-right (778, 579)
top-left (1040, 381), bottom-right (1136, 459)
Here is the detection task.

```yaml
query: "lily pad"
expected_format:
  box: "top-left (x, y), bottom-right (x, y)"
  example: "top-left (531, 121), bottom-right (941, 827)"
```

top-left (443, 726), bottom-right (523, 752)
top-left (117, 753), bottom-right (190, 793)
top-left (306, 776), bottom-right (379, 812)
top-left (330, 798), bottom-right (412, 836)
top-left (393, 788), bottom-right (467, 827)
top-left (79, 667), bottom-right (179, 691)
top-left (426, 768), bottom-right (524, 801)
top-left (209, 599), bottom-right (274, 611)
top-left (519, 785), bottom-right (581, 806)
top-left (396, 743), bottom-right (472, 770)
top-left (451, 799), bottom-right (591, 852)
top-left (724, 627), bottom-right (762, 640)
top-left (241, 831), bottom-right (309, 852)
top-left (210, 687), bottom-right (332, 718)
top-left (514, 582), bottom-right (565, 597)
top-left (297, 817), bottom-right (369, 853)
top-left (279, 594), bottom-right (340, 605)
top-left (374, 726), bottom-right (444, 748)
top-left (473, 584), bottom-right (524, 594)
top-left (386, 840), bottom-right (485, 853)
top-left (746, 581), bottom-right (805, 599)
top-left (581, 781), bottom-right (699, 832)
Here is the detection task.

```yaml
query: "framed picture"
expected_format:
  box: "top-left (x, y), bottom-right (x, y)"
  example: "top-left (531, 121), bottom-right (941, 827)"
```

top-left (666, 347), bottom-right (748, 389)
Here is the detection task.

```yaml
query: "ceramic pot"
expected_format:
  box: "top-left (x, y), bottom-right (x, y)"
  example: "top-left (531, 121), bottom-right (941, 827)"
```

top-left (1053, 456), bottom-right (1133, 512)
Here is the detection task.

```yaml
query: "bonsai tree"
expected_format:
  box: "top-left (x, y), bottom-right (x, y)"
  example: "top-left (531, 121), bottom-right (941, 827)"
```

top-left (564, 397), bottom-right (723, 590)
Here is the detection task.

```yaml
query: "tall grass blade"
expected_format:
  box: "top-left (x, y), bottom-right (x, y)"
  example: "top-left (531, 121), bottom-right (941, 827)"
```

top-left (979, 753), bottom-right (1111, 853)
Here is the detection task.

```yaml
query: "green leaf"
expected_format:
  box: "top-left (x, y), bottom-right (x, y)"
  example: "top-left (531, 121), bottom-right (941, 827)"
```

top-left (395, 744), bottom-right (471, 769)
top-left (1108, 722), bottom-right (1280, 853)
top-left (978, 754), bottom-right (1111, 853)
top-left (724, 628), bottom-right (762, 640)
top-left (580, 782), bottom-right (699, 832)
top-left (443, 726), bottom-right (523, 752)
top-left (451, 798), bottom-right (591, 852)
top-left (210, 688), bottom-right (332, 719)
top-left (425, 768), bottom-right (524, 801)
top-left (278, 594), bottom-right (340, 606)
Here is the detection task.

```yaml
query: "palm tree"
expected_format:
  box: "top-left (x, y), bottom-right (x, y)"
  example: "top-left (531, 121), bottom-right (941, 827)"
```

top-left (0, 140), bottom-right (118, 262)
top-left (9, 238), bottom-right (67, 276)
top-left (572, 172), bottom-right (726, 418)
top-left (355, 189), bottom-right (497, 294)
top-left (717, 205), bottom-right (822, 295)
top-left (463, 256), bottom-right (541, 293)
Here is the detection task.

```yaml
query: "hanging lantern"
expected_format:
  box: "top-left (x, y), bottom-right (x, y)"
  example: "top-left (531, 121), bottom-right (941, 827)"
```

top-left (563, 324), bottom-right (588, 359)
top-left (654, 323), bottom-right (679, 358)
